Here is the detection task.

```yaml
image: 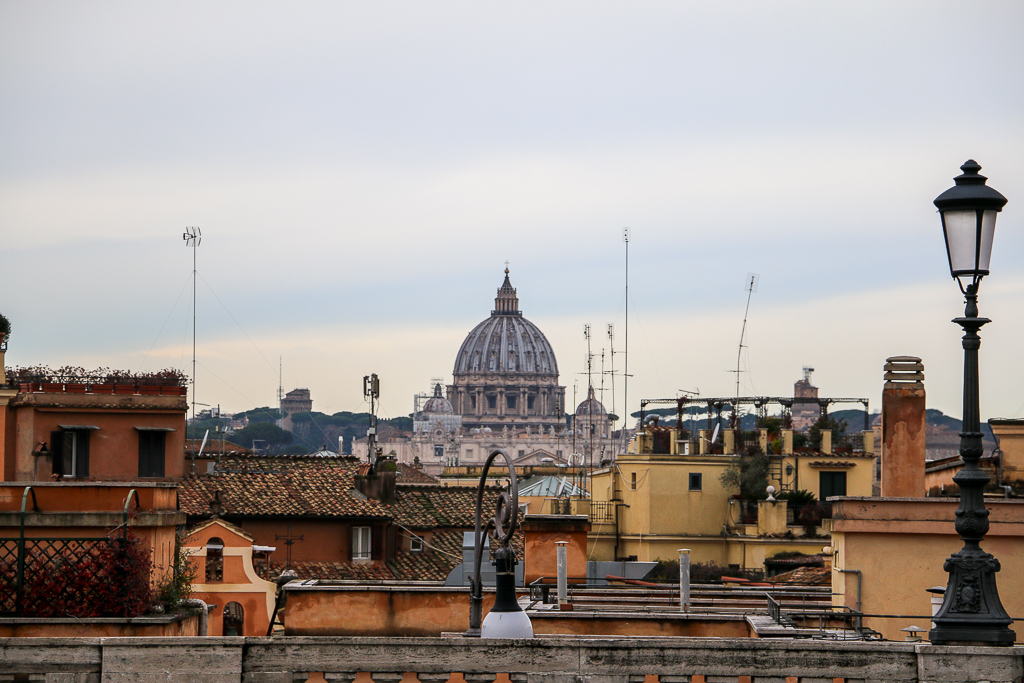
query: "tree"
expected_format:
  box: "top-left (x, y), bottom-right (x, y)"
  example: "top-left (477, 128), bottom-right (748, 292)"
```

top-left (719, 450), bottom-right (770, 501)
top-left (232, 422), bottom-right (292, 451)
top-left (809, 415), bottom-right (847, 449)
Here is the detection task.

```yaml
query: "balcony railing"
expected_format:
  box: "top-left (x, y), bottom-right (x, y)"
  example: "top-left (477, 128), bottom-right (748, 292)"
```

top-left (1, 636), bottom-right (1020, 682)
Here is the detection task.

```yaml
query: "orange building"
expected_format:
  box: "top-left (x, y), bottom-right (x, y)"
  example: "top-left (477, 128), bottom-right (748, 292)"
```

top-left (178, 454), bottom-right (516, 583)
top-left (184, 518), bottom-right (278, 636)
top-left (1, 367), bottom-right (187, 483)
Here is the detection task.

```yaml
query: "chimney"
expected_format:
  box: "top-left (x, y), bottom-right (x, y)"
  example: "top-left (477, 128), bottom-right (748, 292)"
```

top-left (881, 356), bottom-right (926, 497)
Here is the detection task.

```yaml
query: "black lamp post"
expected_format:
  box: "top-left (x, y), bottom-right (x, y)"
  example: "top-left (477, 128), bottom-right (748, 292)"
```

top-left (466, 449), bottom-right (533, 638)
top-left (929, 160), bottom-right (1015, 646)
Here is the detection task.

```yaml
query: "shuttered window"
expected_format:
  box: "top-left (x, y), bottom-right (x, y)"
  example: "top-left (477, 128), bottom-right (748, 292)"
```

top-left (138, 430), bottom-right (166, 477)
top-left (51, 429), bottom-right (91, 478)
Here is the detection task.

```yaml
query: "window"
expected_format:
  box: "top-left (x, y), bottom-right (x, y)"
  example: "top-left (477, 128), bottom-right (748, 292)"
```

top-left (410, 536), bottom-right (423, 553)
top-left (487, 395), bottom-right (497, 410)
top-left (689, 472), bottom-right (703, 491)
top-left (206, 538), bottom-right (224, 582)
top-left (465, 449), bottom-right (473, 459)
top-left (138, 429), bottom-right (166, 477)
top-left (518, 450), bottom-right (525, 458)
top-left (527, 395), bottom-right (536, 410)
top-left (470, 394), bottom-right (477, 409)
top-left (352, 526), bottom-right (372, 561)
top-left (51, 428), bottom-right (93, 478)
top-left (556, 450), bottom-right (563, 458)
top-left (223, 601), bottom-right (244, 636)
top-left (433, 445), bottom-right (444, 458)
top-left (819, 471), bottom-right (847, 500)
top-left (507, 395), bottom-right (517, 410)
top-left (630, 472), bottom-right (637, 490)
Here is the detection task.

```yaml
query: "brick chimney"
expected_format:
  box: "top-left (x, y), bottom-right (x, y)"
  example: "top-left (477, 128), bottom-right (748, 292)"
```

top-left (880, 356), bottom-right (926, 497)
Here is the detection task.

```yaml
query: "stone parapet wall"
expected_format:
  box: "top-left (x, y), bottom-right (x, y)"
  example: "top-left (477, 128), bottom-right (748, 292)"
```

top-left (1, 636), bottom-right (1021, 682)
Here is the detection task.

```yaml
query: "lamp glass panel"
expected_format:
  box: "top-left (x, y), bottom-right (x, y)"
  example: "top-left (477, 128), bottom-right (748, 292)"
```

top-left (977, 209), bottom-right (997, 272)
top-left (942, 209), bottom-right (981, 275)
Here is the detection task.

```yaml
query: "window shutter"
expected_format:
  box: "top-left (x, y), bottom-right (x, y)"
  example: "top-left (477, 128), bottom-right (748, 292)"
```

top-left (78, 432), bottom-right (90, 478)
top-left (153, 432), bottom-right (165, 477)
top-left (50, 431), bottom-right (64, 477)
top-left (138, 432), bottom-right (150, 477)
top-left (372, 525), bottom-right (384, 561)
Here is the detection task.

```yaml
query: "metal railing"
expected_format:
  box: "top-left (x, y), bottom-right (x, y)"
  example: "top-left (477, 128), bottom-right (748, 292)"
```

top-left (0, 487), bottom-right (142, 617)
top-left (588, 501), bottom-right (614, 522)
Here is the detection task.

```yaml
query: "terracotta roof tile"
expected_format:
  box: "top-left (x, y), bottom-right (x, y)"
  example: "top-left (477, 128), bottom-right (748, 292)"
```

top-left (270, 561), bottom-right (395, 581)
top-left (179, 457), bottom-right (390, 519)
top-left (396, 463), bottom-right (438, 484)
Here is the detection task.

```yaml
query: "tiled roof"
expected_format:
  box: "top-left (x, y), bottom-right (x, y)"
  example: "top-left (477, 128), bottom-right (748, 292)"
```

top-left (390, 485), bottom-right (496, 528)
top-left (179, 456), bottom-right (528, 583)
top-left (270, 561), bottom-right (395, 582)
top-left (185, 439), bottom-right (250, 455)
top-left (387, 528), bottom-right (465, 582)
top-left (396, 463), bottom-right (438, 484)
top-left (179, 456), bottom-right (390, 519)
top-left (769, 565), bottom-right (831, 586)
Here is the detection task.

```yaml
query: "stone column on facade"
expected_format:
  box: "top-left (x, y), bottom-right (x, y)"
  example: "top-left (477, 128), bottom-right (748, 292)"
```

top-left (498, 388), bottom-right (505, 417)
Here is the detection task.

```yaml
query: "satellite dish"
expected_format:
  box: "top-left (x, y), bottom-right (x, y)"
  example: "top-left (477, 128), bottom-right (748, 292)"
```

top-left (711, 424), bottom-right (721, 444)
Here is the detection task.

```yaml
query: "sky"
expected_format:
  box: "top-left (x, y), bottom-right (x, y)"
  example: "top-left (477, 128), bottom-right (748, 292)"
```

top-left (2, 2), bottom-right (1023, 426)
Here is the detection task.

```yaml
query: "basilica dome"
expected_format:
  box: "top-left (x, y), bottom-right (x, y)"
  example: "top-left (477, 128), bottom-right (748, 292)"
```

top-left (421, 383), bottom-right (454, 414)
top-left (452, 270), bottom-right (558, 376)
top-left (447, 269), bottom-right (566, 433)
top-left (575, 386), bottom-right (607, 417)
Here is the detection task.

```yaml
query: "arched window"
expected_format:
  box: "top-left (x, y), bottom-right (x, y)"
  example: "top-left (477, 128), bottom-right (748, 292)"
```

top-left (223, 601), bottom-right (244, 636)
top-left (206, 537), bottom-right (224, 582)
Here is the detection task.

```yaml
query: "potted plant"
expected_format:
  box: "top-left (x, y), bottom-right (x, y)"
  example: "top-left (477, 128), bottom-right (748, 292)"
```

top-left (0, 312), bottom-right (10, 348)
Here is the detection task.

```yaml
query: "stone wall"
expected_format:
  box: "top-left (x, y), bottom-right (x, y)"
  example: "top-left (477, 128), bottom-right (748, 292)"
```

top-left (0, 636), bottom-right (1021, 682)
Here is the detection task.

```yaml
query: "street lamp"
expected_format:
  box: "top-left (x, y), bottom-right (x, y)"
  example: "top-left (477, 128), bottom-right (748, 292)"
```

top-left (929, 160), bottom-right (1015, 646)
top-left (466, 449), bottom-right (533, 639)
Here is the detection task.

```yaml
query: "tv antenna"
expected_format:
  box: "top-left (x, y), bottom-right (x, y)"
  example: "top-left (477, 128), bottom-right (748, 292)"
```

top-left (183, 227), bottom-right (201, 426)
top-left (734, 273), bottom-right (759, 402)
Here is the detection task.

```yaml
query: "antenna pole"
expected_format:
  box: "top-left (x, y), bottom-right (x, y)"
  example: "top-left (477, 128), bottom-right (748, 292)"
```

top-left (607, 324), bottom-right (616, 428)
top-left (183, 227), bottom-right (201, 429)
top-left (364, 373), bottom-right (381, 467)
top-left (735, 273), bottom-right (758, 401)
top-left (623, 227), bottom-right (630, 453)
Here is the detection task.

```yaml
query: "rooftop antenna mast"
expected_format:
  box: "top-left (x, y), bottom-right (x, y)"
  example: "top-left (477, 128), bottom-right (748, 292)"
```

top-left (182, 227), bottom-right (201, 427)
top-left (607, 324), bottom-right (616, 426)
top-left (734, 273), bottom-right (759, 404)
top-left (278, 357), bottom-right (283, 413)
top-left (364, 373), bottom-right (381, 467)
top-left (622, 227), bottom-right (631, 452)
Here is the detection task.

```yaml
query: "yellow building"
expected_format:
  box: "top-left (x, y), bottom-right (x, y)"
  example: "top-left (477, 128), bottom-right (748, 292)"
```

top-left (829, 496), bottom-right (1024, 643)
top-left (588, 426), bottom-right (875, 572)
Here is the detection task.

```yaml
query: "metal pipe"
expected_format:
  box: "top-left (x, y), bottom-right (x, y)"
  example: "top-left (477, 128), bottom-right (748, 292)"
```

top-left (838, 568), bottom-right (862, 613)
top-left (180, 599), bottom-right (209, 636)
top-left (556, 541), bottom-right (568, 605)
top-left (678, 548), bottom-right (691, 612)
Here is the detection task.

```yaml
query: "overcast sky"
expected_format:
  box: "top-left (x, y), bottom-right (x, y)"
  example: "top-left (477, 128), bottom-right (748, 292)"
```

top-left (2, 2), bottom-right (1023, 426)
